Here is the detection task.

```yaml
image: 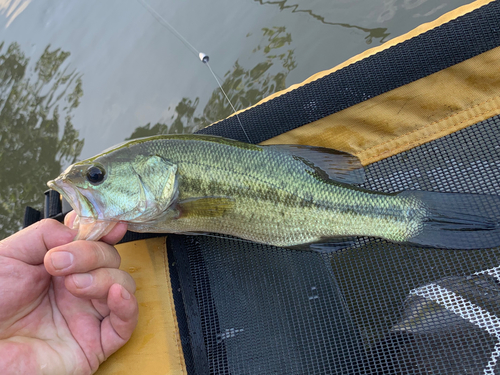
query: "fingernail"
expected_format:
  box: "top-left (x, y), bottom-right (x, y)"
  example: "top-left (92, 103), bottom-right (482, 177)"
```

top-left (72, 273), bottom-right (93, 288)
top-left (121, 286), bottom-right (131, 300)
top-left (51, 251), bottom-right (74, 270)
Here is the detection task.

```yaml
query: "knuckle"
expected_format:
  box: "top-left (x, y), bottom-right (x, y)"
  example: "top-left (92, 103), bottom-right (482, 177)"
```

top-left (39, 218), bottom-right (62, 231)
top-left (115, 269), bottom-right (136, 292)
top-left (94, 243), bottom-right (107, 263)
top-left (89, 242), bottom-right (120, 268)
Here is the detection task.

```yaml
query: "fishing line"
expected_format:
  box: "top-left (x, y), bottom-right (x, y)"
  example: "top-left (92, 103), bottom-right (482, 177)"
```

top-left (203, 59), bottom-right (252, 143)
top-left (136, 0), bottom-right (199, 57)
top-left (135, 0), bottom-right (252, 143)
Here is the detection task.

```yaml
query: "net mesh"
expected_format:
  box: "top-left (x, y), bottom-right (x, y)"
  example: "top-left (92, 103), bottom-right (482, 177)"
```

top-left (170, 115), bottom-right (500, 374)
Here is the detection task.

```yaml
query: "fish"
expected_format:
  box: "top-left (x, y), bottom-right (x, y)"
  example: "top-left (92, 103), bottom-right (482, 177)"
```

top-left (47, 134), bottom-right (500, 249)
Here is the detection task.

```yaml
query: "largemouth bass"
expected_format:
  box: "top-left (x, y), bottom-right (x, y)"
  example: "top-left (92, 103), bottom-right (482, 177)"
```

top-left (48, 135), bottom-right (500, 249)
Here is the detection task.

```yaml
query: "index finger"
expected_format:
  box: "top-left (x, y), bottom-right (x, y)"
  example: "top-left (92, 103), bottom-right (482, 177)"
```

top-left (0, 219), bottom-right (76, 265)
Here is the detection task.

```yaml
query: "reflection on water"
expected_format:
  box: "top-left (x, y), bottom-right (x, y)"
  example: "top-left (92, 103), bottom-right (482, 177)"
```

top-left (0, 42), bottom-right (83, 238)
top-left (127, 26), bottom-right (297, 139)
top-left (0, 0), bottom-right (32, 28)
top-left (255, 0), bottom-right (390, 43)
top-left (377, 0), bottom-right (447, 22)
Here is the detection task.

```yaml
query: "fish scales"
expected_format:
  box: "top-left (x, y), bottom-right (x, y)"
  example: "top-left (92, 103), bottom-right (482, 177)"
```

top-left (128, 137), bottom-right (426, 246)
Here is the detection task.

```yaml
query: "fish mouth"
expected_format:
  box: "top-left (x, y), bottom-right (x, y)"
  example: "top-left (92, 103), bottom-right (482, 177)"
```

top-left (47, 177), bottom-right (119, 241)
top-left (47, 178), bottom-right (97, 220)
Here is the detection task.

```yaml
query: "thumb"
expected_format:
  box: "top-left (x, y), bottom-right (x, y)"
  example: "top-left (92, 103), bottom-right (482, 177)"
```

top-left (0, 219), bottom-right (76, 265)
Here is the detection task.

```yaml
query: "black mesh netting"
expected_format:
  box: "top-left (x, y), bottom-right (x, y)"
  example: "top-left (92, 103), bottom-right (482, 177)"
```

top-left (169, 115), bottom-right (500, 375)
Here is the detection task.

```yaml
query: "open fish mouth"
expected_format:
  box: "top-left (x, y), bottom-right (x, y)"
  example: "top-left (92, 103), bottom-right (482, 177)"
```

top-left (47, 177), bottom-right (96, 220)
top-left (47, 178), bottom-right (118, 241)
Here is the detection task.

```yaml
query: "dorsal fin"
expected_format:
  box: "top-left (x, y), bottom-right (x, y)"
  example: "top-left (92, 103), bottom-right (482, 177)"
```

top-left (265, 144), bottom-right (365, 184)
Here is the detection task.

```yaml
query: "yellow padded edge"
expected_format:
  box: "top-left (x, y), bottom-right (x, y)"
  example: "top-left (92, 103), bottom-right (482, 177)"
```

top-left (262, 46), bottom-right (500, 165)
top-left (95, 237), bottom-right (186, 375)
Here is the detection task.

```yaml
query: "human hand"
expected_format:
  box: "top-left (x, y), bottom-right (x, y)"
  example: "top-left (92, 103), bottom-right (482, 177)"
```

top-left (0, 213), bottom-right (137, 375)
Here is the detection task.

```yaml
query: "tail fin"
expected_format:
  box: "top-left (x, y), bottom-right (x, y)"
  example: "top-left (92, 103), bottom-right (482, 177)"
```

top-left (401, 191), bottom-right (500, 250)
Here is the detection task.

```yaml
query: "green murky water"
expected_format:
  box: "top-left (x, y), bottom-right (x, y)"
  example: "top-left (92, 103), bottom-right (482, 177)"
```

top-left (0, 0), bottom-right (471, 238)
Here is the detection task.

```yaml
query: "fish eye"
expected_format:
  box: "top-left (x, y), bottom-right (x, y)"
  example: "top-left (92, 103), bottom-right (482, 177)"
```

top-left (86, 165), bottom-right (106, 185)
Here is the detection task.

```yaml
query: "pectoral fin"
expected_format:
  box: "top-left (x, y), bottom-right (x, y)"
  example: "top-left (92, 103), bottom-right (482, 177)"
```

top-left (176, 197), bottom-right (235, 218)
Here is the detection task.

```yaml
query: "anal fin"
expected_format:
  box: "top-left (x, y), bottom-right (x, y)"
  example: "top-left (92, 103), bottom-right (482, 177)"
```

top-left (291, 237), bottom-right (357, 253)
